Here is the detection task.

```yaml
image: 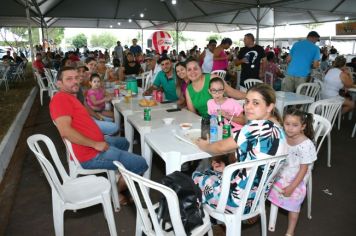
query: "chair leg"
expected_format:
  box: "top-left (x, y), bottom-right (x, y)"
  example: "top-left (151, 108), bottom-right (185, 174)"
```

top-left (268, 204), bottom-right (278, 232)
top-left (307, 175), bottom-right (312, 219)
top-left (101, 192), bottom-right (118, 236)
top-left (260, 208), bottom-right (267, 236)
top-left (40, 90), bottom-right (43, 106)
top-left (337, 109), bottom-right (342, 130)
top-left (52, 194), bottom-right (64, 236)
top-left (108, 170), bottom-right (120, 212)
top-left (351, 123), bottom-right (356, 138)
top-left (135, 212), bottom-right (143, 236)
top-left (225, 216), bottom-right (241, 236)
top-left (327, 133), bottom-right (331, 167)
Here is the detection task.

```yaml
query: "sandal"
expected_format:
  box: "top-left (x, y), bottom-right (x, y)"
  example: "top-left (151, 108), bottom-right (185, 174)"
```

top-left (119, 193), bottom-right (128, 205)
top-left (242, 216), bottom-right (259, 225)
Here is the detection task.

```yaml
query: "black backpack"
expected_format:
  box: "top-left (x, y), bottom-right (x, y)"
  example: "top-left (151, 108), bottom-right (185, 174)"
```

top-left (157, 171), bottom-right (205, 235)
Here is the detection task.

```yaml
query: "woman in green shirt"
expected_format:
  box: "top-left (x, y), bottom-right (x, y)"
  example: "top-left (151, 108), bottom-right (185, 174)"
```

top-left (185, 58), bottom-right (246, 117)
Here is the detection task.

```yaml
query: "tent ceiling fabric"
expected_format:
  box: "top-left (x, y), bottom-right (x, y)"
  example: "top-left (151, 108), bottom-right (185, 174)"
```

top-left (0, 0), bottom-right (355, 32)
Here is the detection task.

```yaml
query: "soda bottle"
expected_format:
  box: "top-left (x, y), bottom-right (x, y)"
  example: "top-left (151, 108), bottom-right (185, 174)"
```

top-left (210, 115), bottom-right (218, 143)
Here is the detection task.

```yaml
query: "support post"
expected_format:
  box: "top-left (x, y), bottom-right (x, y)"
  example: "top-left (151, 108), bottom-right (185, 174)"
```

top-left (25, 0), bottom-right (34, 61)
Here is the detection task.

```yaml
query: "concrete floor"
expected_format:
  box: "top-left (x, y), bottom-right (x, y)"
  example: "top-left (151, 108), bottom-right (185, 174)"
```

top-left (1, 95), bottom-right (356, 236)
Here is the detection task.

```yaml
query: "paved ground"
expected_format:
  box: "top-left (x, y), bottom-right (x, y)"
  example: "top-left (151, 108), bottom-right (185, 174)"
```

top-left (1, 94), bottom-right (356, 236)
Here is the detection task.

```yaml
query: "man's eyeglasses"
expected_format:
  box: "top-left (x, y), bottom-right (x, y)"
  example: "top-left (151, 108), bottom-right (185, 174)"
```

top-left (209, 89), bottom-right (224, 94)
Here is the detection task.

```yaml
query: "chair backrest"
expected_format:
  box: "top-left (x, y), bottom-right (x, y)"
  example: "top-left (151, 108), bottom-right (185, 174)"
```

top-left (1, 67), bottom-right (10, 80)
top-left (243, 78), bottom-right (263, 90)
top-left (312, 114), bottom-right (332, 154)
top-left (63, 138), bottom-right (85, 173)
top-left (114, 161), bottom-right (188, 236)
top-left (27, 134), bottom-right (70, 200)
top-left (215, 154), bottom-right (287, 216)
top-left (308, 97), bottom-right (344, 127)
top-left (211, 70), bottom-right (227, 79)
top-left (142, 71), bottom-right (152, 91)
top-left (264, 71), bottom-right (274, 86)
top-left (296, 82), bottom-right (320, 100)
top-left (35, 71), bottom-right (48, 90)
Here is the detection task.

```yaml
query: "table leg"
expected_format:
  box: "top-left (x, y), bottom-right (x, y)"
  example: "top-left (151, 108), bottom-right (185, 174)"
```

top-left (165, 151), bottom-right (182, 175)
top-left (143, 141), bottom-right (153, 179)
top-left (112, 101), bottom-right (121, 129)
top-left (125, 121), bottom-right (134, 153)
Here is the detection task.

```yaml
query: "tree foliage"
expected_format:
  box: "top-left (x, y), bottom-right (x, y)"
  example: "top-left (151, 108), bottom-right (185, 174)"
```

top-left (48, 28), bottom-right (65, 45)
top-left (206, 34), bottom-right (222, 42)
top-left (72, 33), bottom-right (87, 48)
top-left (0, 27), bottom-right (28, 51)
top-left (90, 32), bottom-right (116, 49)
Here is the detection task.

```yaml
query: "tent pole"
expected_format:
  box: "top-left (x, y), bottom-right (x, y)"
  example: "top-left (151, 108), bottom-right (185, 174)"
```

top-left (41, 18), bottom-right (45, 49)
top-left (273, 25), bottom-right (276, 48)
top-left (176, 21), bottom-right (179, 53)
top-left (256, 4), bottom-right (260, 44)
top-left (25, 0), bottom-right (34, 61)
top-left (141, 28), bottom-right (144, 52)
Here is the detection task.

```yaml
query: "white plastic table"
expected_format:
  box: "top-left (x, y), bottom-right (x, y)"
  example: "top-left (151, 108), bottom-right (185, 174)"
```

top-left (275, 91), bottom-right (315, 114)
top-left (112, 98), bottom-right (177, 152)
top-left (126, 108), bottom-right (201, 155)
top-left (143, 124), bottom-right (211, 179)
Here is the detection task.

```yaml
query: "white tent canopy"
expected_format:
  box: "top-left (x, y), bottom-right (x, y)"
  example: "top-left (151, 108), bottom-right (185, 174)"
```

top-left (0, 0), bottom-right (355, 32)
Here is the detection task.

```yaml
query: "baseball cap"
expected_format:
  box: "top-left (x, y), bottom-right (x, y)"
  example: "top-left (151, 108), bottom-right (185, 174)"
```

top-left (144, 53), bottom-right (155, 61)
top-left (76, 61), bottom-right (88, 71)
top-left (307, 31), bottom-right (320, 40)
top-left (158, 56), bottom-right (171, 64)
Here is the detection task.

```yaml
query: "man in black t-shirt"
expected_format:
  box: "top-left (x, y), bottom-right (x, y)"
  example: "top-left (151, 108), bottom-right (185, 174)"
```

top-left (235, 33), bottom-right (266, 86)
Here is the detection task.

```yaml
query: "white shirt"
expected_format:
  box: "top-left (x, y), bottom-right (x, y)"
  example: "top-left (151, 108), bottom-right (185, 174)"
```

top-left (202, 49), bottom-right (214, 73)
top-left (321, 68), bottom-right (343, 99)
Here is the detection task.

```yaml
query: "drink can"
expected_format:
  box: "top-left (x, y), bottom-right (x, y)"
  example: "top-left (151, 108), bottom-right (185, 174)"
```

top-left (152, 90), bottom-right (157, 101)
top-left (222, 124), bottom-right (231, 139)
top-left (156, 91), bottom-right (163, 102)
top-left (114, 88), bottom-right (119, 97)
top-left (144, 107), bottom-right (151, 121)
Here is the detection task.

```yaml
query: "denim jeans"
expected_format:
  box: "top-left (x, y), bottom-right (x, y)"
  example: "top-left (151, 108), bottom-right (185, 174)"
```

top-left (93, 118), bottom-right (119, 135)
top-left (81, 136), bottom-right (148, 175)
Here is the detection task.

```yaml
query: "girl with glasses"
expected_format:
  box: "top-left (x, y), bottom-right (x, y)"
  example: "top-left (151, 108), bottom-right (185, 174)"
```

top-left (207, 77), bottom-right (245, 132)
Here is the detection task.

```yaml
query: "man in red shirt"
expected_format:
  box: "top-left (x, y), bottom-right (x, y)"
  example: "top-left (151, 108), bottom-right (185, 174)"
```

top-left (32, 53), bottom-right (45, 76)
top-left (49, 67), bottom-right (148, 175)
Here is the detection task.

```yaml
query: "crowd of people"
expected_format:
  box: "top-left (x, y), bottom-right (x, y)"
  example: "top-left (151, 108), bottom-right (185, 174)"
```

top-left (28, 31), bottom-right (355, 236)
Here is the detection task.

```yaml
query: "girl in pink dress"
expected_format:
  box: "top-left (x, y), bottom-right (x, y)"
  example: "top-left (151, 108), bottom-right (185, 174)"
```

top-left (86, 73), bottom-right (114, 119)
top-left (268, 108), bottom-right (317, 236)
top-left (207, 77), bottom-right (245, 133)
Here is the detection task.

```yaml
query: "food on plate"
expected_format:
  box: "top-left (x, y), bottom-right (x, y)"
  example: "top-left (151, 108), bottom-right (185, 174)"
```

top-left (180, 123), bottom-right (192, 130)
top-left (139, 99), bottom-right (157, 107)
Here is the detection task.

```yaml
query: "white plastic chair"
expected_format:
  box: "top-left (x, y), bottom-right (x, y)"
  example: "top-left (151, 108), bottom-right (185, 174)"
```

top-left (63, 138), bottom-right (120, 212)
top-left (0, 67), bottom-right (10, 91)
top-left (296, 82), bottom-right (321, 111)
top-left (243, 78), bottom-right (263, 90)
top-left (263, 71), bottom-right (274, 87)
top-left (308, 97), bottom-right (343, 167)
top-left (34, 71), bottom-right (49, 106)
top-left (141, 71), bottom-right (152, 91)
top-left (268, 115), bottom-right (331, 232)
top-left (12, 62), bottom-right (25, 81)
top-left (211, 70), bottom-right (227, 79)
top-left (204, 154), bottom-right (287, 236)
top-left (44, 68), bottom-right (58, 98)
top-left (114, 161), bottom-right (213, 236)
top-left (27, 134), bottom-right (117, 236)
